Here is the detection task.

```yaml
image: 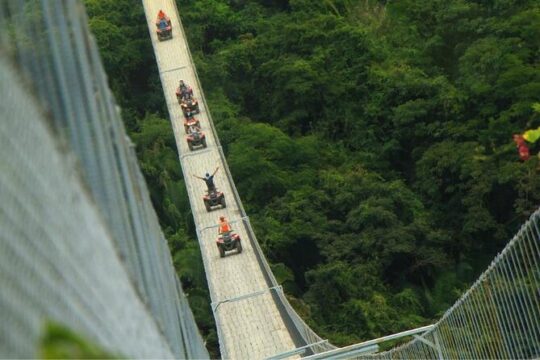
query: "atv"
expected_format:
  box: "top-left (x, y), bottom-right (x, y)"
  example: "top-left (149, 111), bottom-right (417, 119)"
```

top-left (203, 189), bottom-right (226, 212)
top-left (155, 16), bottom-right (172, 41)
top-left (216, 231), bottom-right (242, 258)
top-left (183, 115), bottom-right (200, 133)
top-left (180, 97), bottom-right (200, 114)
top-left (186, 127), bottom-right (207, 151)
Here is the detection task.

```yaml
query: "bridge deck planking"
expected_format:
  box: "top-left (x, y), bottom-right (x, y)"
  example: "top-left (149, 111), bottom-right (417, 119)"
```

top-left (142, 1), bottom-right (297, 358)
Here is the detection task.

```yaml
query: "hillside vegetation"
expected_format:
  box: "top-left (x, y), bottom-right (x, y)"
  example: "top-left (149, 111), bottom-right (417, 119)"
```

top-left (86, 0), bottom-right (540, 351)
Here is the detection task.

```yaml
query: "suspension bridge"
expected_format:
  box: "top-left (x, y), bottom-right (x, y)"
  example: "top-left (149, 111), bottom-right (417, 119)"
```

top-left (0, 0), bottom-right (538, 359)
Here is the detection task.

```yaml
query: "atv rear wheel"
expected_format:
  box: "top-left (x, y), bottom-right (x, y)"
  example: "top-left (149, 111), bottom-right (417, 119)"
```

top-left (204, 200), bottom-right (211, 212)
top-left (184, 125), bottom-right (189, 133)
top-left (202, 138), bottom-right (207, 148)
top-left (188, 142), bottom-right (193, 151)
top-left (219, 246), bottom-right (225, 258)
top-left (220, 197), bottom-right (226, 208)
top-left (236, 241), bottom-right (242, 254)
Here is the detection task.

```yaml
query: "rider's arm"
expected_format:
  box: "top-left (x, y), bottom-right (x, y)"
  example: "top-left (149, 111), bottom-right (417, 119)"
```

top-left (212, 166), bottom-right (220, 176)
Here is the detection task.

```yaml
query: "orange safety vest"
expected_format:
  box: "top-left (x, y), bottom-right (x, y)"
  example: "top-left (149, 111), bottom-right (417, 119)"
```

top-left (219, 221), bottom-right (231, 233)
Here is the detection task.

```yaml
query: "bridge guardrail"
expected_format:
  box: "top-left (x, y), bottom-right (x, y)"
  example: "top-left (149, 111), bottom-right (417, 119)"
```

top-left (0, 1), bottom-right (208, 358)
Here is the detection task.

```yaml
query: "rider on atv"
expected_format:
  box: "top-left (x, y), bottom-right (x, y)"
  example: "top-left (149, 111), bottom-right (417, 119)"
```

top-left (182, 91), bottom-right (193, 100)
top-left (156, 10), bottom-right (170, 24)
top-left (188, 125), bottom-right (201, 135)
top-left (218, 216), bottom-right (231, 235)
top-left (179, 80), bottom-right (187, 92)
top-left (216, 216), bottom-right (241, 257)
top-left (158, 18), bottom-right (168, 30)
top-left (178, 80), bottom-right (193, 98)
top-left (194, 167), bottom-right (219, 192)
top-left (155, 10), bottom-right (172, 41)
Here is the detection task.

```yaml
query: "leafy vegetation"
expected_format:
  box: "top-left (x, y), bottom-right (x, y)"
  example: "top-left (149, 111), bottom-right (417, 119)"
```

top-left (40, 322), bottom-right (119, 359)
top-left (180, 0), bottom-right (540, 345)
top-left (87, 0), bottom-right (540, 352)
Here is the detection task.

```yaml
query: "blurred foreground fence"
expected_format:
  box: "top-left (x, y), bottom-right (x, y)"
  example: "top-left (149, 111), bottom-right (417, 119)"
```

top-left (0, 1), bottom-right (208, 358)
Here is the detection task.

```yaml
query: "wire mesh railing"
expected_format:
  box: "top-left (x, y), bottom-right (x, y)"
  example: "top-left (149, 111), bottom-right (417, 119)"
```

top-left (303, 208), bottom-right (540, 360)
top-left (0, 0), bottom-right (208, 358)
top-left (360, 207), bottom-right (539, 360)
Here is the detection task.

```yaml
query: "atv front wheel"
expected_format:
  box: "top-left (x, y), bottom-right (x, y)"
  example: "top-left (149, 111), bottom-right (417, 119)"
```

top-left (184, 125), bottom-right (189, 133)
top-left (219, 246), bottom-right (225, 258)
top-left (202, 138), bottom-right (207, 148)
top-left (220, 197), bottom-right (226, 208)
top-left (236, 241), bottom-right (243, 254)
top-left (188, 142), bottom-right (193, 151)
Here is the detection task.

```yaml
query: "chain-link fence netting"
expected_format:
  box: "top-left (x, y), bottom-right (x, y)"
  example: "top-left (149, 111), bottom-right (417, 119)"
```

top-left (358, 208), bottom-right (540, 360)
top-left (299, 208), bottom-right (540, 360)
top-left (0, 0), bottom-right (208, 358)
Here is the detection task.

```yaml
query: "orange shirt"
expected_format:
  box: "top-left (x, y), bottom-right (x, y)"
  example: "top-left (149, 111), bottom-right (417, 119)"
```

top-left (219, 221), bottom-right (231, 233)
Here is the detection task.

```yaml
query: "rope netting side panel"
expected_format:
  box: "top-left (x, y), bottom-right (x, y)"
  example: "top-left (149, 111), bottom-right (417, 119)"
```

top-left (0, 56), bottom-right (172, 359)
top-left (0, 0), bottom-right (208, 358)
top-left (354, 208), bottom-right (540, 360)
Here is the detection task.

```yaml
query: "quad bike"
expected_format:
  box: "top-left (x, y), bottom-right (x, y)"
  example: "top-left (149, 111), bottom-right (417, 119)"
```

top-left (186, 128), bottom-right (207, 151)
top-left (216, 231), bottom-right (242, 258)
top-left (183, 115), bottom-right (200, 133)
top-left (203, 189), bottom-right (226, 212)
top-left (180, 97), bottom-right (200, 114)
top-left (155, 14), bottom-right (172, 41)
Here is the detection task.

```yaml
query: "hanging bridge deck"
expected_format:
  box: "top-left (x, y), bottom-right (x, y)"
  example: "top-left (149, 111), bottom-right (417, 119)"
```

top-left (142, 1), bottom-right (297, 358)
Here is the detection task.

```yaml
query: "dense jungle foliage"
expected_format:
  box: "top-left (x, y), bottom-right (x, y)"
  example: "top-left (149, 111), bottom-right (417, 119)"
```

top-left (86, 0), bottom-right (540, 354)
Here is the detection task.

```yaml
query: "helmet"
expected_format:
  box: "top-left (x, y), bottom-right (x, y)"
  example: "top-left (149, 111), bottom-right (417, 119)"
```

top-left (219, 216), bottom-right (225, 221)
top-left (205, 173), bottom-right (210, 177)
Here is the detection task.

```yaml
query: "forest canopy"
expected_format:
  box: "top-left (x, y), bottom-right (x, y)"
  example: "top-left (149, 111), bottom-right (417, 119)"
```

top-left (87, 0), bottom-right (540, 352)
